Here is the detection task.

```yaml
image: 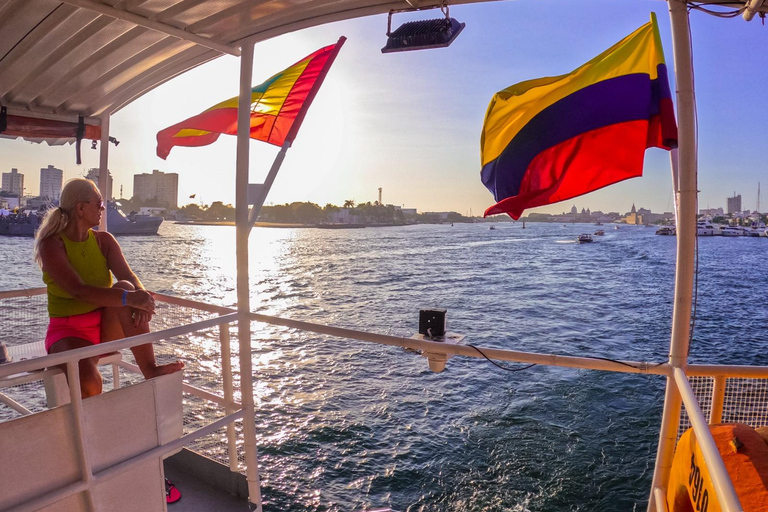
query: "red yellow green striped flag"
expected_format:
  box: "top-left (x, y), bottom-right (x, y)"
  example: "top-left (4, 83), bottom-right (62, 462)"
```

top-left (157, 37), bottom-right (346, 159)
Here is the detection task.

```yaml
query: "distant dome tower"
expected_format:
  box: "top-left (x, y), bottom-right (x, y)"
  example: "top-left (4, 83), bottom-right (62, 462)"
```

top-left (571, 205), bottom-right (577, 214)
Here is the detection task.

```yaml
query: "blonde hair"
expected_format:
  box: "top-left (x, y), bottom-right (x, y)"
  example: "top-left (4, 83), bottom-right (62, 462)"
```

top-left (33, 178), bottom-right (99, 266)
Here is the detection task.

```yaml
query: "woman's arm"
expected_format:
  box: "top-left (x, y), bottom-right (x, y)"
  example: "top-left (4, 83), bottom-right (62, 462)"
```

top-left (40, 235), bottom-right (154, 312)
top-left (96, 231), bottom-right (146, 290)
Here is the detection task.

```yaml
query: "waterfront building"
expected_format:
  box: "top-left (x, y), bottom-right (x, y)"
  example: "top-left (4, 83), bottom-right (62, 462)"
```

top-left (727, 193), bottom-right (742, 214)
top-left (623, 203), bottom-right (642, 224)
top-left (700, 207), bottom-right (724, 217)
top-left (134, 169), bottom-right (178, 209)
top-left (1, 168), bottom-right (24, 196)
top-left (85, 168), bottom-right (113, 200)
top-left (39, 165), bottom-right (63, 201)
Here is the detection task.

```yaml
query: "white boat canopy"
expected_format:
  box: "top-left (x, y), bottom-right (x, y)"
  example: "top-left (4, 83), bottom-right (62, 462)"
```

top-left (1, 0), bottom-right (765, 130)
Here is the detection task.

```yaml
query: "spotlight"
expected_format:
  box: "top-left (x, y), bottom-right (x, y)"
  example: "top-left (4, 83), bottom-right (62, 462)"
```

top-left (382, 4), bottom-right (465, 54)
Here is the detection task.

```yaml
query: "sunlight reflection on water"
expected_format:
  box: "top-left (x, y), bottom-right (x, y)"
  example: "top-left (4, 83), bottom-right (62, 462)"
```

top-left (4, 222), bottom-right (768, 511)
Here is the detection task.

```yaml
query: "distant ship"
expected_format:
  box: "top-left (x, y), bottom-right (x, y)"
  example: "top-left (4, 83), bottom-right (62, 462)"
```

top-left (0, 202), bottom-right (162, 237)
top-left (100, 202), bottom-right (163, 236)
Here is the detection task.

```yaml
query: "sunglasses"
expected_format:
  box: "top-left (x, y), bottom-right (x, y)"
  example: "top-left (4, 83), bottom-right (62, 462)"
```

top-left (83, 199), bottom-right (104, 209)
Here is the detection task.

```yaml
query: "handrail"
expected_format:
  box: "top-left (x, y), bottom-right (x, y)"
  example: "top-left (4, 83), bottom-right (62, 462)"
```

top-left (0, 287), bottom-right (46, 299)
top-left (653, 487), bottom-right (669, 512)
top-left (9, 287), bottom-right (768, 379)
top-left (247, 311), bottom-right (671, 376)
top-left (0, 312), bottom-right (239, 379)
top-left (674, 368), bottom-right (744, 512)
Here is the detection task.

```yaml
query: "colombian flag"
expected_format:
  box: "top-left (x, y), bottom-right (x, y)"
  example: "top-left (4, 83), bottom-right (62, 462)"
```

top-left (480, 15), bottom-right (677, 219)
top-left (157, 37), bottom-right (346, 159)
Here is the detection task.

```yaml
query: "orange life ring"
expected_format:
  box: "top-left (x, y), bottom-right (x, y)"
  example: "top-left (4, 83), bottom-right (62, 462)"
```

top-left (666, 423), bottom-right (768, 512)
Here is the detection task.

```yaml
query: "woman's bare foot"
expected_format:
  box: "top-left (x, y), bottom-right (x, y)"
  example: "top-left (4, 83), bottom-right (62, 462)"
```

top-left (141, 361), bottom-right (185, 379)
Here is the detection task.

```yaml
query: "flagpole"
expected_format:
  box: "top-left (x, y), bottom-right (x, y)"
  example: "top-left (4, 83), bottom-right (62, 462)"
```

top-left (247, 141), bottom-right (291, 232)
top-left (648, 5), bottom-right (698, 510)
top-left (235, 40), bottom-right (263, 512)
top-left (98, 113), bottom-right (110, 232)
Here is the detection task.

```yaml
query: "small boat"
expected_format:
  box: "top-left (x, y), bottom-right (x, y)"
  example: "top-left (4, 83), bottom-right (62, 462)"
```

top-left (696, 222), bottom-right (719, 236)
top-left (594, 229), bottom-right (605, 236)
top-left (578, 233), bottom-right (593, 243)
top-left (722, 226), bottom-right (746, 237)
top-left (746, 223), bottom-right (766, 237)
top-left (656, 226), bottom-right (676, 236)
top-left (489, 225), bottom-right (496, 230)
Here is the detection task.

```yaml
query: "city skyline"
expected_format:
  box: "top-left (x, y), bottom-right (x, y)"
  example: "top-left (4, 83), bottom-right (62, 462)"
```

top-left (2, 164), bottom-right (758, 217)
top-left (1, 1), bottom-right (766, 217)
top-left (2, 164), bottom-right (764, 216)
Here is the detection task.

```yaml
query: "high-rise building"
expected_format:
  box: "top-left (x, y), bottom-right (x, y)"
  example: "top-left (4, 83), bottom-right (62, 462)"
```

top-left (727, 193), bottom-right (742, 214)
top-left (85, 168), bottom-right (113, 200)
top-left (1, 168), bottom-right (24, 196)
top-left (40, 165), bottom-right (63, 201)
top-left (133, 169), bottom-right (178, 209)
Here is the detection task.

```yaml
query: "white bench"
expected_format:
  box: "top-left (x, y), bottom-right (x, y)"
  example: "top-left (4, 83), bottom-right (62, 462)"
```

top-left (1, 341), bottom-right (124, 408)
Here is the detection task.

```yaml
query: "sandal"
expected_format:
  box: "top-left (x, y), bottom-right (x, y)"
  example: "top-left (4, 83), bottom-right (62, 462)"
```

top-left (165, 478), bottom-right (181, 504)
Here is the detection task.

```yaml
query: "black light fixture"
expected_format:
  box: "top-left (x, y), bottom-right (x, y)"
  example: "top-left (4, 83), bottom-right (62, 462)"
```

top-left (381, 4), bottom-right (465, 54)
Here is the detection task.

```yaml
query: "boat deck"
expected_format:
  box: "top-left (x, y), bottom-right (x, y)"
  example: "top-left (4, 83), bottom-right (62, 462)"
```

top-left (164, 462), bottom-right (251, 512)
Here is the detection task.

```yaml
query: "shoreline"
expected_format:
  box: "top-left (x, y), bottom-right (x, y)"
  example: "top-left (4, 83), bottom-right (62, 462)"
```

top-left (173, 221), bottom-right (413, 228)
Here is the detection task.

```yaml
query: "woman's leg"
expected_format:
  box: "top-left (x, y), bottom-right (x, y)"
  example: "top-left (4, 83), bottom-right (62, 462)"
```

top-left (101, 280), bottom-right (183, 379)
top-left (48, 337), bottom-right (102, 398)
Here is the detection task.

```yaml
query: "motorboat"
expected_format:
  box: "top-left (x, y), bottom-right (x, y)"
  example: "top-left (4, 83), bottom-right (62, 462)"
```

top-left (594, 229), bottom-right (605, 236)
top-left (696, 221), bottom-right (720, 236)
top-left (722, 226), bottom-right (747, 237)
top-left (2, 2), bottom-right (768, 512)
top-left (578, 233), bottom-right (594, 243)
top-left (656, 226), bottom-right (676, 236)
top-left (746, 223), bottom-right (766, 237)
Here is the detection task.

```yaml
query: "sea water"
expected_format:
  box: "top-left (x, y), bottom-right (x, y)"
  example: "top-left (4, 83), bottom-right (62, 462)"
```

top-left (3, 222), bottom-right (768, 511)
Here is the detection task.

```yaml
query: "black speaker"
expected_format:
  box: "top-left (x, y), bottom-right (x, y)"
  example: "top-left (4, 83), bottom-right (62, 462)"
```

top-left (419, 308), bottom-right (446, 337)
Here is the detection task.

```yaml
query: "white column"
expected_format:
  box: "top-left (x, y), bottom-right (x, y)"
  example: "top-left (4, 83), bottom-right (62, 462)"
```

top-left (648, 3), bottom-right (698, 510)
top-left (235, 41), bottom-right (263, 511)
top-left (99, 113), bottom-right (110, 232)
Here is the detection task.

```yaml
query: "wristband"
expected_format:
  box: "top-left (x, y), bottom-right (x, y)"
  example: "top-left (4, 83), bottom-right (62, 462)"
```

top-left (121, 289), bottom-right (128, 306)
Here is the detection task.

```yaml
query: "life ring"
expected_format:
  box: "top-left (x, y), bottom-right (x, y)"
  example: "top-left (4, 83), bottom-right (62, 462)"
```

top-left (666, 423), bottom-right (768, 512)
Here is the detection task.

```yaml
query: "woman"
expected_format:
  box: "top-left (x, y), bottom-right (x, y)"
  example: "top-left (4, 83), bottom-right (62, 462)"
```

top-left (34, 178), bottom-right (183, 398)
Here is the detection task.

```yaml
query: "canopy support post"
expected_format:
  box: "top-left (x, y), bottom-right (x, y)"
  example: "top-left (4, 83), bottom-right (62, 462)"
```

top-left (235, 41), bottom-right (263, 512)
top-left (648, 2), bottom-right (698, 510)
top-left (98, 113), bottom-right (110, 232)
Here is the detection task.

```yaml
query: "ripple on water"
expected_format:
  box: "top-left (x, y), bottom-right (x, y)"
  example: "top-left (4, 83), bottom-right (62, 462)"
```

top-left (3, 222), bottom-right (767, 510)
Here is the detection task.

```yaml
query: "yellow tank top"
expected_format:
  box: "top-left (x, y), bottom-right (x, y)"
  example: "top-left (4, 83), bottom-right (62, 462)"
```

top-left (43, 230), bottom-right (113, 317)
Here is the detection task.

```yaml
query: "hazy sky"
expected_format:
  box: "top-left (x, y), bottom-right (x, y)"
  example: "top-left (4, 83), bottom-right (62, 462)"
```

top-left (1, 0), bottom-right (766, 216)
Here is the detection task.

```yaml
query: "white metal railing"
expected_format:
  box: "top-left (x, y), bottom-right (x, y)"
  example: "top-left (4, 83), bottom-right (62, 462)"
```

top-left (2, 287), bottom-right (768, 511)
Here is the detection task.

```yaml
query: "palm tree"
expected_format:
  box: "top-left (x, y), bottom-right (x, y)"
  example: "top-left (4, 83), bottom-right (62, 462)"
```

top-left (343, 199), bottom-right (355, 208)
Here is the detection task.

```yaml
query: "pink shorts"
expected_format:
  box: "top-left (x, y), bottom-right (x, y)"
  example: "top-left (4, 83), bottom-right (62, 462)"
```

top-left (45, 310), bottom-right (103, 352)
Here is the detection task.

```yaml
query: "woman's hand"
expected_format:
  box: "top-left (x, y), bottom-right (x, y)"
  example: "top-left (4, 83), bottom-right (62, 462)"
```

top-left (126, 289), bottom-right (155, 314)
top-left (131, 308), bottom-right (153, 328)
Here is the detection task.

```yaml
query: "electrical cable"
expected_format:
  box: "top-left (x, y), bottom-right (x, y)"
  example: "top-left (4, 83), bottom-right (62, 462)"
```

top-left (467, 344), bottom-right (537, 372)
top-left (685, 7), bottom-right (701, 357)
top-left (686, 1), bottom-right (746, 18)
top-left (467, 345), bottom-right (665, 373)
